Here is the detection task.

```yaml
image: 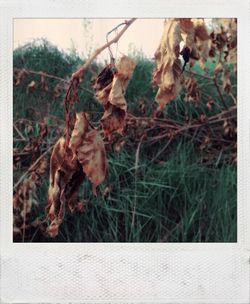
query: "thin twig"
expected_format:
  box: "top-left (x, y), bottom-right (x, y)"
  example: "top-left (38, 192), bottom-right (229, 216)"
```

top-left (187, 69), bottom-right (228, 110)
top-left (213, 75), bottom-right (228, 110)
top-left (14, 68), bottom-right (67, 83)
top-left (13, 145), bottom-right (53, 191)
top-left (187, 70), bottom-right (213, 81)
top-left (72, 18), bottom-right (136, 80)
top-left (229, 92), bottom-right (237, 104)
top-left (14, 138), bottom-right (29, 142)
top-left (149, 136), bottom-right (174, 163)
top-left (106, 21), bottom-right (126, 63)
top-left (14, 124), bottom-right (26, 140)
top-left (131, 136), bottom-right (144, 231)
top-left (14, 68), bottom-right (94, 95)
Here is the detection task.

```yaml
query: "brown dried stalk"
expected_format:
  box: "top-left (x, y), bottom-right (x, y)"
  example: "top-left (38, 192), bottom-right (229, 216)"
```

top-left (72, 18), bottom-right (136, 80)
top-left (63, 18), bottom-right (136, 147)
top-left (187, 70), bottom-right (228, 110)
top-left (14, 68), bottom-right (94, 95)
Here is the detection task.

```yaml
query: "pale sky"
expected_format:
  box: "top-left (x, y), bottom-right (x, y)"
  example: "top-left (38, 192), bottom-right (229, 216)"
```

top-left (14, 19), bottom-right (165, 62)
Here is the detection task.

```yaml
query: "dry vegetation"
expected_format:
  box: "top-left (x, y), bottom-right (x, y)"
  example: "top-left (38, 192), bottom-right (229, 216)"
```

top-left (13, 18), bottom-right (237, 242)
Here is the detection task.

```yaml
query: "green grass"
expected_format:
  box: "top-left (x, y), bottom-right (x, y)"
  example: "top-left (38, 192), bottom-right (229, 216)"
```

top-left (23, 139), bottom-right (236, 243)
top-left (13, 40), bottom-right (237, 242)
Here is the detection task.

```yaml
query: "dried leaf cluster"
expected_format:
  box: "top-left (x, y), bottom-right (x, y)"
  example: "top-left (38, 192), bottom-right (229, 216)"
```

top-left (93, 56), bottom-right (136, 138)
top-left (46, 112), bottom-right (107, 237)
top-left (13, 18), bottom-right (237, 240)
top-left (13, 156), bottom-right (47, 238)
top-left (152, 18), bottom-right (236, 109)
top-left (152, 19), bottom-right (183, 109)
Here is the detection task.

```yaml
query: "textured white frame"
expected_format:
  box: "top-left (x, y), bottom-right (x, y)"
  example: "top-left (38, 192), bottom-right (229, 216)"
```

top-left (0, 0), bottom-right (249, 303)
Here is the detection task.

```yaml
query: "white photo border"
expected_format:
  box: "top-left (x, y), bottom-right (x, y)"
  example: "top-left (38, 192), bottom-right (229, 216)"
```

top-left (0, 0), bottom-right (250, 303)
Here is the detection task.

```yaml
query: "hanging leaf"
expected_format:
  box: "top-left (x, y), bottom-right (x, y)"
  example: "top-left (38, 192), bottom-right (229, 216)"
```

top-left (47, 137), bottom-right (85, 236)
top-left (101, 103), bottom-right (127, 138)
top-left (92, 65), bottom-right (114, 105)
top-left (109, 75), bottom-right (128, 110)
top-left (153, 19), bottom-right (182, 109)
top-left (180, 18), bottom-right (197, 53)
top-left (93, 56), bottom-right (136, 137)
top-left (115, 55), bottom-right (136, 80)
top-left (69, 112), bottom-right (108, 195)
top-left (47, 137), bottom-right (82, 218)
top-left (13, 157), bottom-right (47, 239)
top-left (69, 112), bottom-right (90, 155)
top-left (47, 112), bottom-right (108, 236)
top-left (193, 18), bottom-right (210, 41)
top-left (192, 19), bottom-right (210, 69)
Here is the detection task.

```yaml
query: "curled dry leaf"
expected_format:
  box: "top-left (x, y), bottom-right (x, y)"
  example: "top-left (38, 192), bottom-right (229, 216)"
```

top-left (69, 112), bottom-right (108, 195)
top-left (153, 19), bottom-right (182, 109)
top-left (101, 103), bottom-right (127, 138)
top-left (180, 18), bottom-right (198, 57)
top-left (192, 19), bottom-right (210, 70)
top-left (46, 218), bottom-right (63, 238)
top-left (180, 18), bottom-right (210, 69)
top-left (92, 65), bottom-right (114, 105)
top-left (115, 55), bottom-right (136, 80)
top-left (47, 112), bottom-right (108, 237)
top-left (47, 137), bottom-right (85, 236)
top-left (153, 18), bottom-right (211, 109)
top-left (193, 19), bottom-right (210, 41)
top-left (210, 19), bottom-right (237, 64)
top-left (69, 112), bottom-right (90, 155)
top-left (15, 68), bottom-right (29, 86)
top-left (27, 80), bottom-right (36, 93)
top-left (109, 76), bottom-right (127, 110)
top-left (13, 157), bottom-right (47, 239)
top-left (93, 56), bottom-right (136, 138)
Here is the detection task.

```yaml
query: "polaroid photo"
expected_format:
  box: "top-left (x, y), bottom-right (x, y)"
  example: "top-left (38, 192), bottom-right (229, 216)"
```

top-left (0, 0), bottom-right (249, 303)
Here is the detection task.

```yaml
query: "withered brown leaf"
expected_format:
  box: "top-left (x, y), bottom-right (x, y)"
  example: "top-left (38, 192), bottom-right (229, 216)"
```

top-left (13, 156), bottom-right (47, 239)
top-left (101, 103), bottom-right (127, 138)
top-left (47, 137), bottom-right (85, 237)
top-left (153, 19), bottom-right (182, 109)
top-left (69, 112), bottom-right (108, 196)
top-left (15, 68), bottom-right (29, 86)
top-left (93, 56), bottom-right (136, 138)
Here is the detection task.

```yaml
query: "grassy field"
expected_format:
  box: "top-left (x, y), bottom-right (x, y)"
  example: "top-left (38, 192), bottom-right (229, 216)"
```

top-left (13, 40), bottom-right (237, 242)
